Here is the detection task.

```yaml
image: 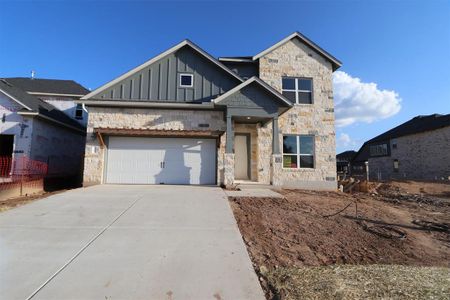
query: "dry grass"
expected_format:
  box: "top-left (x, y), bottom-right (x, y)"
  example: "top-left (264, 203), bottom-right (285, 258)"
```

top-left (264, 265), bottom-right (450, 300)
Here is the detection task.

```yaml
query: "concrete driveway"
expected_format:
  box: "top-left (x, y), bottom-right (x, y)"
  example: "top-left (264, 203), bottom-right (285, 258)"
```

top-left (0, 185), bottom-right (264, 300)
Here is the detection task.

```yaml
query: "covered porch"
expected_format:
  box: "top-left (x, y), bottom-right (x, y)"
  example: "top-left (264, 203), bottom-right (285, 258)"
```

top-left (213, 77), bottom-right (292, 187)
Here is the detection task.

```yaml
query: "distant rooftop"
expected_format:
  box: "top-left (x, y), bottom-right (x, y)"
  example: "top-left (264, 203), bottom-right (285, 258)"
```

top-left (337, 150), bottom-right (357, 161)
top-left (0, 79), bottom-right (85, 131)
top-left (368, 113), bottom-right (450, 144)
top-left (3, 77), bottom-right (89, 96)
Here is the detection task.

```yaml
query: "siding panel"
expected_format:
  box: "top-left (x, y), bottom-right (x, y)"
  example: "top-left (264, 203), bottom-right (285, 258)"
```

top-left (95, 45), bottom-right (240, 102)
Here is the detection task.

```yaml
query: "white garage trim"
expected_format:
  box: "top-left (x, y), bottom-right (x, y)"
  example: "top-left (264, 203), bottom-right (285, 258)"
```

top-left (104, 136), bottom-right (217, 185)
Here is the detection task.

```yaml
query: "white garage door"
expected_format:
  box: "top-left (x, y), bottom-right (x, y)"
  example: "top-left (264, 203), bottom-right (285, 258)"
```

top-left (106, 137), bottom-right (216, 185)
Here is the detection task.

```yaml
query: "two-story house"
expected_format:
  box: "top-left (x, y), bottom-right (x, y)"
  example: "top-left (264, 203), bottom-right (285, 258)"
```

top-left (79, 32), bottom-right (341, 190)
top-left (0, 78), bottom-right (88, 178)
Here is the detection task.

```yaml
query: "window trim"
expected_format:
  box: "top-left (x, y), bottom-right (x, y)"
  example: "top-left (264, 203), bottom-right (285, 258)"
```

top-left (281, 77), bottom-right (314, 104)
top-left (179, 73), bottom-right (194, 88)
top-left (282, 134), bottom-right (315, 169)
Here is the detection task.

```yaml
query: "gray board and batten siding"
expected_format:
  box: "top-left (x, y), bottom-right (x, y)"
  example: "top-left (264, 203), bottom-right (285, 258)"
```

top-left (216, 82), bottom-right (281, 116)
top-left (93, 46), bottom-right (242, 103)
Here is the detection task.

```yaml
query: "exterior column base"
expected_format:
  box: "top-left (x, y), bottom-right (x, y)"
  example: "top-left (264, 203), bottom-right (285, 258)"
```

top-left (271, 154), bottom-right (283, 187)
top-left (224, 153), bottom-right (235, 188)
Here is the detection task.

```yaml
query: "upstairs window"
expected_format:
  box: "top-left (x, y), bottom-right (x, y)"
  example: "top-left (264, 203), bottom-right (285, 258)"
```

top-left (282, 135), bottom-right (315, 169)
top-left (282, 77), bottom-right (313, 104)
top-left (369, 144), bottom-right (388, 156)
top-left (179, 73), bottom-right (193, 88)
top-left (391, 139), bottom-right (398, 150)
top-left (75, 104), bottom-right (83, 120)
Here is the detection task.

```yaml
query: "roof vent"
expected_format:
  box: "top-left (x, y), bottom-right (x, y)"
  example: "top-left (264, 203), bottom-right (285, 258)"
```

top-left (31, 70), bottom-right (35, 79)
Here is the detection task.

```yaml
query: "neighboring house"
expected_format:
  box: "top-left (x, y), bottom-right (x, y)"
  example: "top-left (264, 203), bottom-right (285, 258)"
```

top-left (336, 150), bottom-right (356, 175)
top-left (0, 78), bottom-right (88, 177)
top-left (355, 114), bottom-right (450, 181)
top-left (79, 32), bottom-right (341, 190)
top-left (4, 77), bottom-right (89, 127)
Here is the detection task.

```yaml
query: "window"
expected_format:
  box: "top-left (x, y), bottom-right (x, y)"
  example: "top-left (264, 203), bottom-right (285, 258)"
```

top-left (391, 139), bottom-right (397, 150)
top-left (282, 77), bottom-right (313, 104)
top-left (282, 135), bottom-right (314, 168)
top-left (179, 73), bottom-right (193, 88)
top-left (75, 104), bottom-right (83, 120)
top-left (393, 159), bottom-right (399, 172)
top-left (369, 144), bottom-right (388, 156)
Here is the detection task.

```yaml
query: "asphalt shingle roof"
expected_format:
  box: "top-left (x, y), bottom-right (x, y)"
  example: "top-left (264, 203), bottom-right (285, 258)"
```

top-left (0, 79), bottom-right (85, 132)
top-left (367, 114), bottom-right (450, 144)
top-left (351, 113), bottom-right (450, 163)
top-left (337, 150), bottom-right (357, 161)
top-left (3, 77), bottom-right (89, 96)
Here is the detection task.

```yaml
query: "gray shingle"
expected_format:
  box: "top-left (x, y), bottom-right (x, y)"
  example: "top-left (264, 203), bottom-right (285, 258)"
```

top-left (3, 77), bottom-right (89, 95)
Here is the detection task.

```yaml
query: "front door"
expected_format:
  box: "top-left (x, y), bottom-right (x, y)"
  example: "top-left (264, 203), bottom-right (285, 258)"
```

top-left (234, 134), bottom-right (250, 180)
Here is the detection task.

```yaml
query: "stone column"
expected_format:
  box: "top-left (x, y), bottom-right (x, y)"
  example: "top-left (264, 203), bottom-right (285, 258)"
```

top-left (224, 115), bottom-right (235, 187)
top-left (224, 153), bottom-right (235, 188)
top-left (271, 154), bottom-right (283, 187)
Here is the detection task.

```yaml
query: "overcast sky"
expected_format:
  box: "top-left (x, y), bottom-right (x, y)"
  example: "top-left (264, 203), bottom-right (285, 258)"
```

top-left (1, 0), bottom-right (449, 153)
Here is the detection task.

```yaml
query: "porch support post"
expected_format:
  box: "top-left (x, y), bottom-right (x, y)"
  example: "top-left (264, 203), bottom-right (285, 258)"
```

top-left (271, 115), bottom-right (282, 187)
top-left (272, 116), bottom-right (280, 154)
top-left (226, 115), bottom-right (234, 153)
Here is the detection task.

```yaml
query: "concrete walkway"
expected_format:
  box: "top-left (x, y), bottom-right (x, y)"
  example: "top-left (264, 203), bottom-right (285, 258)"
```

top-left (0, 185), bottom-right (264, 300)
top-left (224, 185), bottom-right (284, 198)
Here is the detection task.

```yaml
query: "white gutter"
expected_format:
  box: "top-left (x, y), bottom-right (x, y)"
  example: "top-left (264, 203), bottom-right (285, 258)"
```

top-left (76, 100), bottom-right (216, 109)
top-left (27, 92), bottom-right (86, 98)
top-left (18, 111), bottom-right (85, 133)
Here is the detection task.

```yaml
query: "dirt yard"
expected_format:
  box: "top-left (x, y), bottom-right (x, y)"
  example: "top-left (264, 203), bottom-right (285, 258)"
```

top-left (0, 190), bottom-right (65, 212)
top-left (229, 180), bottom-right (450, 299)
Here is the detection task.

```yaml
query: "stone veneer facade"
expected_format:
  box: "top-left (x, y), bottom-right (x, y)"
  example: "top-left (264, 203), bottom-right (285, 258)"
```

top-left (368, 126), bottom-right (450, 181)
top-left (258, 38), bottom-right (337, 189)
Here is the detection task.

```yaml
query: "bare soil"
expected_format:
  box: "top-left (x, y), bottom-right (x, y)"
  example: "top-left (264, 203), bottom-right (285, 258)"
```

top-left (229, 181), bottom-right (450, 299)
top-left (0, 190), bottom-right (66, 212)
top-left (380, 180), bottom-right (450, 199)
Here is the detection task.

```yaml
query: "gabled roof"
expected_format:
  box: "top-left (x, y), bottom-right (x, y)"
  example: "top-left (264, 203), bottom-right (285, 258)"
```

top-left (0, 79), bottom-right (85, 132)
top-left (82, 39), bottom-right (244, 100)
top-left (367, 113), bottom-right (450, 144)
top-left (253, 31), bottom-right (342, 71)
top-left (352, 113), bottom-right (450, 163)
top-left (213, 76), bottom-right (292, 107)
top-left (4, 77), bottom-right (89, 96)
top-left (337, 150), bottom-right (357, 160)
